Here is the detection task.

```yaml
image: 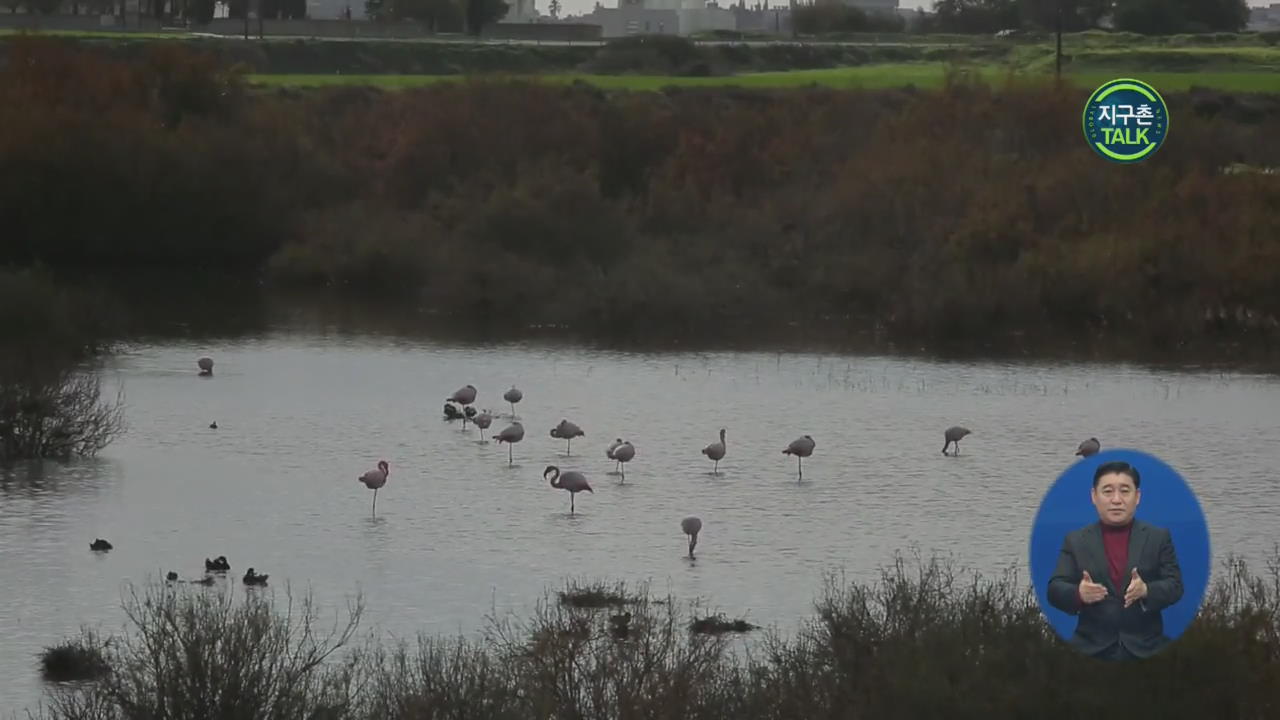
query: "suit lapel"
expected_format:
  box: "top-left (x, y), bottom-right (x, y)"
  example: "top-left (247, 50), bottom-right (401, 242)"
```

top-left (1125, 521), bottom-right (1149, 592)
top-left (1083, 523), bottom-right (1118, 595)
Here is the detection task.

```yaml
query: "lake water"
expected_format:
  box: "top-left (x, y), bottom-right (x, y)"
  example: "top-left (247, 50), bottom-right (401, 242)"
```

top-left (4, 325), bottom-right (1280, 716)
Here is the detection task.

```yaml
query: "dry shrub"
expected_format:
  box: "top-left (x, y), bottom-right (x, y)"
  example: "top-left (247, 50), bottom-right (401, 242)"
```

top-left (31, 550), bottom-right (1280, 720)
top-left (4, 38), bottom-right (1280, 346)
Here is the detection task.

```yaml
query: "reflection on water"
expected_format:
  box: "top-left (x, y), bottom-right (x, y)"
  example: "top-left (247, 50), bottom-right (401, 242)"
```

top-left (63, 272), bottom-right (1280, 373)
top-left (3, 298), bottom-right (1280, 714)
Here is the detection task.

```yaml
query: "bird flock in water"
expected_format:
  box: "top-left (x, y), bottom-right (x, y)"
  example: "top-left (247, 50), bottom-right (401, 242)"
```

top-left (89, 357), bottom-right (1107, 578)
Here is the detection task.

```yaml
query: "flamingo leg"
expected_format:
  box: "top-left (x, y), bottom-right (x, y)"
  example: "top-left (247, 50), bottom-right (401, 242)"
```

top-left (508, 444), bottom-right (513, 467)
top-left (798, 456), bottom-right (803, 481)
top-left (372, 488), bottom-right (378, 516)
top-left (620, 466), bottom-right (625, 483)
top-left (566, 438), bottom-right (572, 455)
top-left (570, 493), bottom-right (575, 515)
top-left (714, 459), bottom-right (719, 473)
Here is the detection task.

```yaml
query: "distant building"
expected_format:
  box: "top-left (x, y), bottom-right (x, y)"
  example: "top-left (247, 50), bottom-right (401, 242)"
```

top-left (1248, 3), bottom-right (1280, 29)
top-left (569, 0), bottom-right (792, 36)
top-left (841, 0), bottom-right (897, 11)
top-left (501, 0), bottom-right (539, 22)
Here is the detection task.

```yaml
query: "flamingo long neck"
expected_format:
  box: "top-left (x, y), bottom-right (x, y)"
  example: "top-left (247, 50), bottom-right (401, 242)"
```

top-left (547, 470), bottom-right (561, 489)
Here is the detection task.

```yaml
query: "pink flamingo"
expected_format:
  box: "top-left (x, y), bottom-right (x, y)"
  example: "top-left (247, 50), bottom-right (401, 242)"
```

top-left (358, 460), bottom-right (390, 516)
top-left (545, 465), bottom-right (592, 515)
top-left (782, 435), bottom-right (815, 481)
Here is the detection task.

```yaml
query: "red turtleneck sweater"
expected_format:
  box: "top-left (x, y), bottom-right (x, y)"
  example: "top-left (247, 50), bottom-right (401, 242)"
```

top-left (1101, 522), bottom-right (1132, 589)
top-left (1077, 521), bottom-right (1131, 606)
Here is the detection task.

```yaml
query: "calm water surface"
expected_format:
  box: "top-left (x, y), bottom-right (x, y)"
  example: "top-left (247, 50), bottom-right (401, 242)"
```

top-left (4, 328), bottom-right (1280, 715)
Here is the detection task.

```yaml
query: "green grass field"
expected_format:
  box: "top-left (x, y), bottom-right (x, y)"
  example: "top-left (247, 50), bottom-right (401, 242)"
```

top-left (249, 63), bottom-right (1280, 93)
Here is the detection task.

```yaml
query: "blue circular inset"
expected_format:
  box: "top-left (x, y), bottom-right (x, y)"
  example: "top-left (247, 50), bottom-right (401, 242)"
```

top-left (1029, 449), bottom-right (1211, 660)
top-left (1082, 78), bottom-right (1169, 163)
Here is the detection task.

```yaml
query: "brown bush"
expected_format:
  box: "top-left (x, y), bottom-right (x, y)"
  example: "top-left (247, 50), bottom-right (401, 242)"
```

top-left (3, 38), bottom-right (1280, 347)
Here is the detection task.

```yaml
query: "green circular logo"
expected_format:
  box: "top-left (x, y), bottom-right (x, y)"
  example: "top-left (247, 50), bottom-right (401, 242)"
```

top-left (1082, 78), bottom-right (1169, 163)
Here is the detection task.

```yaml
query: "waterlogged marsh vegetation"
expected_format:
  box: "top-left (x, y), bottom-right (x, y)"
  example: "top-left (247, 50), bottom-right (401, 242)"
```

top-left (16, 553), bottom-right (1280, 719)
top-left (6, 322), bottom-right (1280, 716)
top-left (3, 31), bottom-right (1280, 715)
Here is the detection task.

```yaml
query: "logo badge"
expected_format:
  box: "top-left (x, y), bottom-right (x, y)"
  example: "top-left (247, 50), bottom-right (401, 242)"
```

top-left (1082, 78), bottom-right (1169, 163)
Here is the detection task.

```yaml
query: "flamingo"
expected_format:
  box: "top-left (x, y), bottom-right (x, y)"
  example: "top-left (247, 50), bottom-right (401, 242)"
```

top-left (943, 426), bottom-right (971, 456)
top-left (1076, 437), bottom-right (1101, 457)
top-left (550, 419), bottom-right (585, 455)
top-left (504, 385), bottom-right (523, 417)
top-left (681, 516), bottom-right (702, 559)
top-left (358, 460), bottom-right (390, 516)
top-left (448, 385), bottom-right (477, 407)
top-left (782, 435), bottom-right (815, 481)
top-left (494, 422), bottom-right (525, 466)
top-left (545, 465), bottom-right (592, 515)
top-left (606, 438), bottom-right (623, 472)
top-left (702, 428), bottom-right (726, 473)
top-left (474, 410), bottom-right (494, 439)
top-left (197, 357), bottom-right (213, 376)
top-left (613, 440), bottom-right (635, 482)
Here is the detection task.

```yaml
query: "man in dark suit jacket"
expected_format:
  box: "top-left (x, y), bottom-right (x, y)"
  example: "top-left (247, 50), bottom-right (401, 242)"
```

top-left (1047, 460), bottom-right (1184, 661)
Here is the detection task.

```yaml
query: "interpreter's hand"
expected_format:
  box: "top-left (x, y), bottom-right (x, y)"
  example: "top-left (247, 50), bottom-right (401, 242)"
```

top-left (1079, 570), bottom-right (1108, 604)
top-left (1124, 568), bottom-right (1148, 608)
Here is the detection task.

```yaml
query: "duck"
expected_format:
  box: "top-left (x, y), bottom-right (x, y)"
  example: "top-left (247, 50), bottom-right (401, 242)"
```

top-left (443, 402), bottom-right (464, 421)
top-left (165, 571), bottom-right (179, 582)
top-left (205, 556), bottom-right (230, 572)
top-left (89, 539), bottom-right (112, 552)
top-left (243, 568), bottom-right (269, 586)
top-left (609, 611), bottom-right (632, 640)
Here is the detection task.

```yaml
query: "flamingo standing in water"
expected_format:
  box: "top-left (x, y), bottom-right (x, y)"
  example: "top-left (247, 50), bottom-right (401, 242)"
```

top-left (782, 435), bottom-right (815, 481)
top-left (681, 516), bottom-right (702, 559)
top-left (606, 438), bottom-right (623, 471)
top-left (702, 428), bottom-right (726, 474)
top-left (448, 385), bottom-right (477, 426)
top-left (474, 410), bottom-right (494, 440)
top-left (942, 426), bottom-right (971, 456)
top-left (494, 422), bottom-right (525, 466)
top-left (358, 460), bottom-right (390, 516)
top-left (504, 385), bottom-right (523, 417)
top-left (550, 419), bottom-right (585, 455)
top-left (545, 465), bottom-right (592, 515)
top-left (613, 440), bottom-right (635, 482)
top-left (448, 384), bottom-right (478, 406)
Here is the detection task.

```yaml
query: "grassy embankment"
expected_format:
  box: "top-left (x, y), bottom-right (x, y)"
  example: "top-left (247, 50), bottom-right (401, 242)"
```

top-left (2, 28), bottom-right (1278, 91)
top-left (2, 35), bottom-right (1279, 352)
top-left (29, 550), bottom-right (1280, 718)
top-left (249, 32), bottom-right (1280, 92)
